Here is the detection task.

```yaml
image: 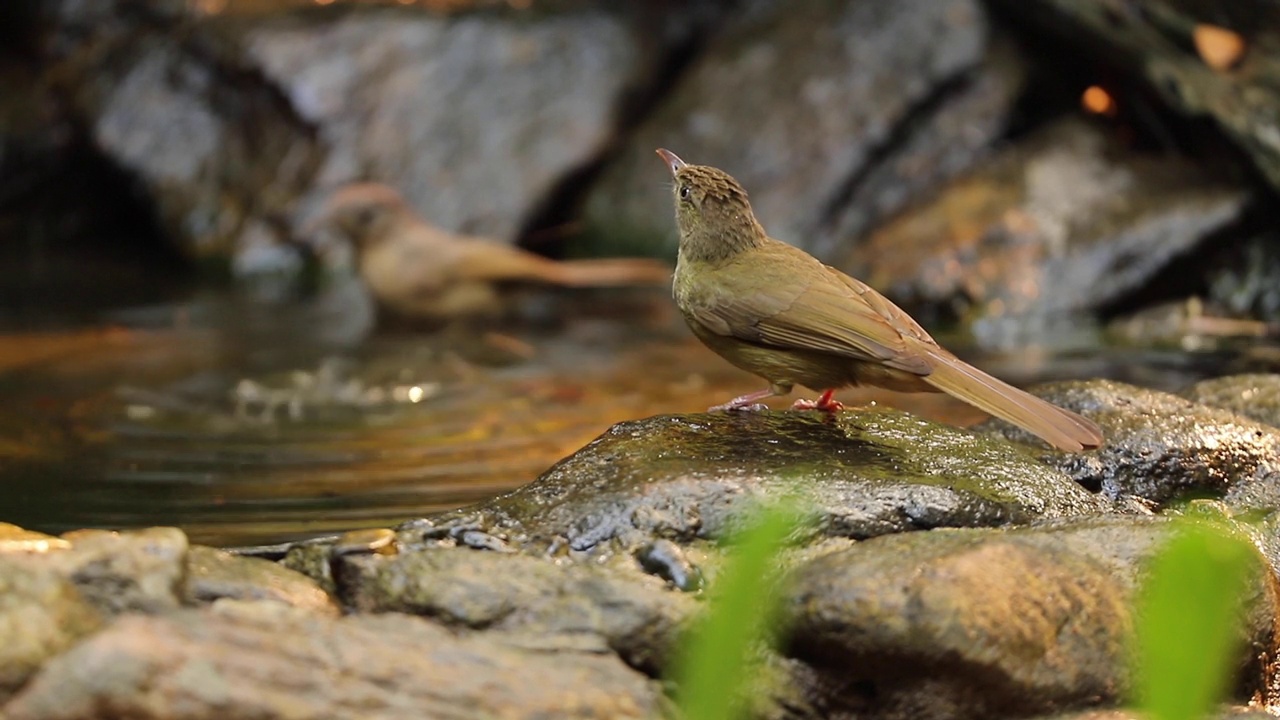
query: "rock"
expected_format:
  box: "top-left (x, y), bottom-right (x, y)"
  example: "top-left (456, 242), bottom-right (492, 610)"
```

top-left (451, 411), bottom-right (1113, 556)
top-left (45, 2), bottom-right (325, 260)
top-left (2, 602), bottom-right (661, 720)
top-left (247, 5), bottom-right (646, 242)
top-left (348, 546), bottom-right (695, 672)
top-left (1208, 232), bottom-right (1280, 323)
top-left (817, 36), bottom-right (1027, 259)
top-left (0, 523), bottom-right (71, 553)
top-left (1184, 374), bottom-right (1280, 429)
top-left (979, 380), bottom-right (1280, 512)
top-left (57, 526), bottom-right (188, 615)
top-left (184, 545), bottom-right (339, 616)
top-left (783, 516), bottom-right (1277, 719)
top-left (583, 0), bottom-right (998, 259)
top-left (987, 0), bottom-right (1280, 197)
top-left (34, 1), bottom-right (651, 261)
top-left (280, 541), bottom-right (337, 595)
top-left (848, 118), bottom-right (1249, 342)
top-left (0, 557), bottom-right (103, 704)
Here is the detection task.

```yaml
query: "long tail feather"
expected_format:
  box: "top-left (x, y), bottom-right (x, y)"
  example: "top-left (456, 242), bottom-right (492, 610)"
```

top-left (920, 350), bottom-right (1103, 451)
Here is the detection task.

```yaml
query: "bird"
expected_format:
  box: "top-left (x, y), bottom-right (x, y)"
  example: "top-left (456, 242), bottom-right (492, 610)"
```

top-left (303, 182), bottom-right (672, 322)
top-left (657, 148), bottom-right (1103, 452)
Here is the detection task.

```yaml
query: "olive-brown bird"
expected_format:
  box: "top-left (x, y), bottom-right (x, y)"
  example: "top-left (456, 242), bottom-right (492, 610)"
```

top-left (307, 182), bottom-right (672, 321)
top-left (657, 149), bottom-right (1103, 452)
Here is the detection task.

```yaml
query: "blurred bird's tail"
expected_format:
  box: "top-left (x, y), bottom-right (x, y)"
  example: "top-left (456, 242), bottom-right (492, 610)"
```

top-left (920, 350), bottom-right (1103, 452)
top-left (536, 258), bottom-right (672, 287)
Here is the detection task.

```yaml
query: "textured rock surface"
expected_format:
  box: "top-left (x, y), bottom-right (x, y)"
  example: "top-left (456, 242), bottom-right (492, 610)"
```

top-left (849, 119), bottom-right (1249, 338)
top-left (184, 545), bottom-right (338, 615)
top-left (0, 556), bottom-right (102, 704)
top-left (583, 0), bottom-right (998, 259)
top-left (53, 23), bottom-right (322, 259)
top-left (3, 601), bottom-right (661, 720)
top-left (347, 546), bottom-right (694, 672)
top-left (30, 1), bottom-right (651, 260)
top-left (450, 410), bottom-right (1113, 555)
top-left (980, 380), bottom-right (1280, 511)
top-left (248, 6), bottom-right (646, 242)
top-left (55, 527), bottom-right (188, 615)
top-left (1184, 374), bottom-right (1280, 430)
top-left (783, 516), bottom-right (1277, 719)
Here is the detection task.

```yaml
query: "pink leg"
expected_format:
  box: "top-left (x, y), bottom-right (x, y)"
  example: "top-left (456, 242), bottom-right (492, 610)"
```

top-left (709, 388), bottom-right (778, 413)
top-left (791, 388), bottom-right (844, 413)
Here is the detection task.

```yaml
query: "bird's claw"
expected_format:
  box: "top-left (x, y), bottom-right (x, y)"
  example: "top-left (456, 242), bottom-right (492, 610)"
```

top-left (790, 392), bottom-right (844, 413)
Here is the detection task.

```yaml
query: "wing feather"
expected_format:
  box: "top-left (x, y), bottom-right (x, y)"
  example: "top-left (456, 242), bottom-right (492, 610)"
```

top-left (682, 242), bottom-right (935, 376)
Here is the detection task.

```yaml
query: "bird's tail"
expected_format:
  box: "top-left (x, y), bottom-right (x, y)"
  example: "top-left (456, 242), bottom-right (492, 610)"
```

top-left (533, 257), bottom-right (672, 287)
top-left (919, 350), bottom-right (1103, 452)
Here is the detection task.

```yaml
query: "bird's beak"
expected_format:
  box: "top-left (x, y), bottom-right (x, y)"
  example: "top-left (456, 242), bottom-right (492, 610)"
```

top-left (655, 148), bottom-right (686, 177)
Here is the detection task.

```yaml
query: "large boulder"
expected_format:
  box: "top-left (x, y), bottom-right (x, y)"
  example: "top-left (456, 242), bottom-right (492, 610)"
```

top-left (582, 0), bottom-right (1014, 260)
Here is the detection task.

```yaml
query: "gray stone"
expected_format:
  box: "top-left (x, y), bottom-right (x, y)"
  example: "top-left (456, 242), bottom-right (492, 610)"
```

top-left (783, 516), bottom-right (1277, 719)
top-left (2, 601), bottom-right (661, 720)
top-left (66, 31), bottom-right (322, 259)
top-left (849, 118), bottom-right (1249, 341)
top-left (184, 545), bottom-right (338, 616)
top-left (249, 6), bottom-right (645, 242)
top-left (347, 545), bottom-right (693, 673)
top-left (583, 0), bottom-right (993, 259)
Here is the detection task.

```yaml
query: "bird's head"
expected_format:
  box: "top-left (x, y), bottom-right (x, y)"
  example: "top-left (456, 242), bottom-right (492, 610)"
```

top-left (303, 182), bottom-right (411, 248)
top-left (656, 149), bottom-right (765, 263)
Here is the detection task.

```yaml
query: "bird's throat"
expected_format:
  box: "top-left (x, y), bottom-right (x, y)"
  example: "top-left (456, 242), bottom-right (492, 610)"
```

top-left (677, 220), bottom-right (766, 265)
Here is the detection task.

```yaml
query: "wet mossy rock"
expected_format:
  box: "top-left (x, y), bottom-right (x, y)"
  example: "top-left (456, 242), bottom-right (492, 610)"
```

top-left (980, 379), bottom-right (1280, 513)
top-left (783, 515), bottom-right (1279, 719)
top-left (460, 409), bottom-right (1114, 554)
top-left (1184, 374), bottom-right (1280, 431)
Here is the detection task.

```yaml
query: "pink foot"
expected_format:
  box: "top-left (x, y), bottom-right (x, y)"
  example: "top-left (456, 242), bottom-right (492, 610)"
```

top-left (790, 389), bottom-right (844, 413)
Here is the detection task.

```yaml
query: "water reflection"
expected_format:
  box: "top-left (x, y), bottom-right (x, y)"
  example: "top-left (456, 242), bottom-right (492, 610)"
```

top-left (0, 284), bottom-right (1273, 547)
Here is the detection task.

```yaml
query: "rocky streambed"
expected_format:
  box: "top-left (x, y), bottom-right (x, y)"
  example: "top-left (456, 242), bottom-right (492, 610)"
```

top-left (5, 374), bottom-right (1280, 719)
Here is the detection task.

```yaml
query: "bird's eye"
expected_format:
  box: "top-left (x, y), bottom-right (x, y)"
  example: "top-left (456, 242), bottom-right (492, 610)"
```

top-left (679, 185), bottom-right (691, 200)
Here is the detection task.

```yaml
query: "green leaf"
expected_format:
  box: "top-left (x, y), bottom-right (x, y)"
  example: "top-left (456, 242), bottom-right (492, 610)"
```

top-left (672, 500), bottom-right (800, 720)
top-left (1133, 520), bottom-right (1258, 720)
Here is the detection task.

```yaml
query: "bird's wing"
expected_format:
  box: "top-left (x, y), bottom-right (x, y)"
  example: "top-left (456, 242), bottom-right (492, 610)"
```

top-left (685, 245), bottom-right (936, 375)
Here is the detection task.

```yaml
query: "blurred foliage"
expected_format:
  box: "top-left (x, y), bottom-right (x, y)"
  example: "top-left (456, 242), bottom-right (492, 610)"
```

top-left (671, 499), bottom-right (802, 720)
top-left (1133, 517), bottom-right (1260, 720)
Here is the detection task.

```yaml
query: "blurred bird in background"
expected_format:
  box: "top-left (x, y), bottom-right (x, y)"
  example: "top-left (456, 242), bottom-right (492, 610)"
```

top-left (302, 182), bottom-right (672, 324)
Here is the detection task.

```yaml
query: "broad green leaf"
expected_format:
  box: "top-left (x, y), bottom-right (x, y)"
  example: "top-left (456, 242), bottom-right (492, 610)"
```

top-left (1134, 520), bottom-right (1258, 720)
